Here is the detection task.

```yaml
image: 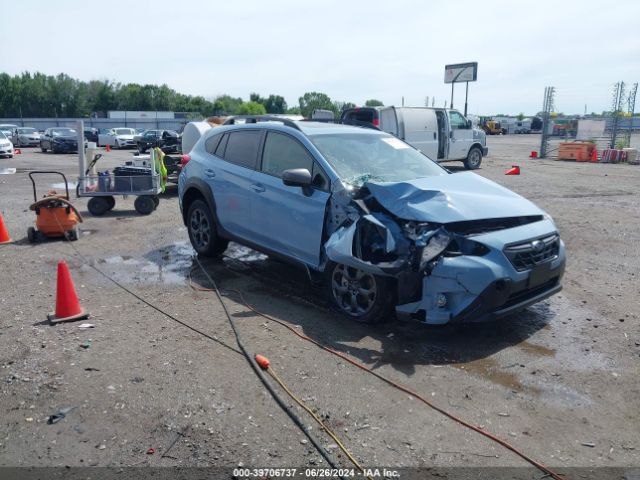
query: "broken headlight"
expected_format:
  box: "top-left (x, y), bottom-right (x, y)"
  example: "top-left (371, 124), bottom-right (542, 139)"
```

top-left (420, 229), bottom-right (452, 269)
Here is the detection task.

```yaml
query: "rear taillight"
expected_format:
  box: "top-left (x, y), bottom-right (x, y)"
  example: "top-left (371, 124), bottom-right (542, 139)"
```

top-left (372, 118), bottom-right (380, 126)
top-left (180, 154), bottom-right (191, 166)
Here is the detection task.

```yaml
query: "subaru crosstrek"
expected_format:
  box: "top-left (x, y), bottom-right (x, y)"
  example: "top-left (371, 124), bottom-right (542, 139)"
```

top-left (178, 117), bottom-right (565, 325)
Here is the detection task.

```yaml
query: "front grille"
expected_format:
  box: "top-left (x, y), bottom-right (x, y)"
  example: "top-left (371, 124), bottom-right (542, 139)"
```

top-left (504, 234), bottom-right (559, 271)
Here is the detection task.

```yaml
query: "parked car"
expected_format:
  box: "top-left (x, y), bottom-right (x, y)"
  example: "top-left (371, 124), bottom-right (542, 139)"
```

top-left (40, 127), bottom-right (85, 153)
top-left (178, 117), bottom-right (565, 325)
top-left (341, 107), bottom-right (488, 170)
top-left (12, 127), bottom-right (40, 147)
top-left (0, 131), bottom-right (14, 158)
top-left (84, 128), bottom-right (99, 143)
top-left (98, 127), bottom-right (136, 148)
top-left (0, 124), bottom-right (18, 139)
top-left (134, 129), bottom-right (180, 153)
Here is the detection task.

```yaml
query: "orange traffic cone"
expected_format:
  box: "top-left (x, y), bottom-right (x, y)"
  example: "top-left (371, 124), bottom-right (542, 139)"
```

top-left (0, 213), bottom-right (11, 244)
top-left (505, 165), bottom-right (520, 175)
top-left (105, 144), bottom-right (111, 152)
top-left (47, 261), bottom-right (89, 324)
top-left (590, 148), bottom-right (598, 162)
top-left (14, 148), bottom-right (22, 155)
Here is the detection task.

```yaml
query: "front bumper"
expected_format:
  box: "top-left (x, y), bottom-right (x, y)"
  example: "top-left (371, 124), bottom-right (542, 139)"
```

top-left (52, 142), bottom-right (78, 152)
top-left (396, 222), bottom-right (566, 324)
top-left (0, 145), bottom-right (13, 155)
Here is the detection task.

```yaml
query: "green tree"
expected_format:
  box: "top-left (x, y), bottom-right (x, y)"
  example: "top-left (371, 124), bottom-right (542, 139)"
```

top-left (263, 95), bottom-right (287, 114)
top-left (237, 101), bottom-right (267, 115)
top-left (298, 92), bottom-right (334, 118)
top-left (365, 99), bottom-right (384, 107)
top-left (517, 112), bottom-right (525, 121)
top-left (213, 95), bottom-right (244, 115)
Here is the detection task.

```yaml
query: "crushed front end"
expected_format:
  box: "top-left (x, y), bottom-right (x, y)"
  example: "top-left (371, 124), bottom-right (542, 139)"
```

top-left (324, 173), bottom-right (566, 325)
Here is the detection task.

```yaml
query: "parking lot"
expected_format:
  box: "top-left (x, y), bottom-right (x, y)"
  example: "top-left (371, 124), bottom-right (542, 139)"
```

top-left (1, 135), bottom-right (639, 474)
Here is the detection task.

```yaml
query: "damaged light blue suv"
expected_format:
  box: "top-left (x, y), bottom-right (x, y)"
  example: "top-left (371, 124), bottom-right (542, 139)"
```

top-left (178, 117), bottom-right (566, 325)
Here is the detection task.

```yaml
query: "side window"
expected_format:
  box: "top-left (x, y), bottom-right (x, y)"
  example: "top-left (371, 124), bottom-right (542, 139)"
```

top-left (261, 132), bottom-right (314, 177)
top-left (205, 133), bottom-right (223, 155)
top-left (223, 130), bottom-right (261, 169)
top-left (215, 134), bottom-right (228, 157)
top-left (449, 111), bottom-right (468, 129)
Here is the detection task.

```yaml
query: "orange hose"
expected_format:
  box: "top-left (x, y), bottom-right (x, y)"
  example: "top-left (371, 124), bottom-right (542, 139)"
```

top-left (221, 287), bottom-right (565, 480)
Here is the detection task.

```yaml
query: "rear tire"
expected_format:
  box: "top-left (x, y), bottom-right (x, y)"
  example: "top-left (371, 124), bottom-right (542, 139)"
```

top-left (67, 227), bottom-right (79, 241)
top-left (27, 227), bottom-right (37, 243)
top-left (324, 261), bottom-right (394, 324)
top-left (186, 199), bottom-right (228, 257)
top-left (138, 143), bottom-right (147, 154)
top-left (105, 196), bottom-right (116, 210)
top-left (87, 197), bottom-right (110, 216)
top-left (134, 195), bottom-right (155, 215)
top-left (464, 147), bottom-right (483, 170)
top-left (41, 144), bottom-right (47, 153)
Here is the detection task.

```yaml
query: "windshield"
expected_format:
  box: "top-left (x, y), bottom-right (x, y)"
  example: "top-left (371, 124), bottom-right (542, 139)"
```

top-left (51, 128), bottom-right (76, 136)
top-left (309, 132), bottom-right (447, 187)
top-left (18, 128), bottom-right (37, 134)
top-left (115, 128), bottom-right (133, 135)
top-left (0, 132), bottom-right (7, 140)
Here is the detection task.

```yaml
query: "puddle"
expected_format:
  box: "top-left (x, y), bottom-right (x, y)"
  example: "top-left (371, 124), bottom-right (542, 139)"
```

top-left (517, 341), bottom-right (555, 357)
top-left (225, 244), bottom-right (268, 262)
top-left (452, 357), bottom-right (527, 392)
top-left (90, 242), bottom-right (196, 285)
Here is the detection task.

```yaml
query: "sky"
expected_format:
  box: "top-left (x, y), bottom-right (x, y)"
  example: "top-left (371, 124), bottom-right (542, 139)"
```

top-left (1, 0), bottom-right (639, 116)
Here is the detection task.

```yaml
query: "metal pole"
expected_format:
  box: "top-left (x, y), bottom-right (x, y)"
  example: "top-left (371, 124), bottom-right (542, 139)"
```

top-left (77, 120), bottom-right (85, 183)
top-left (464, 82), bottom-right (469, 116)
top-left (450, 84), bottom-right (454, 109)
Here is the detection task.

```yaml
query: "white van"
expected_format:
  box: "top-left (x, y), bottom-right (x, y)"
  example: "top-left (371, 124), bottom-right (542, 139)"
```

top-left (341, 107), bottom-right (488, 169)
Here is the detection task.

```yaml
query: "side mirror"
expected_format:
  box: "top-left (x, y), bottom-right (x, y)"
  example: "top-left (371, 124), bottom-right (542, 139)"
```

top-left (466, 119), bottom-right (472, 129)
top-left (282, 168), bottom-right (312, 187)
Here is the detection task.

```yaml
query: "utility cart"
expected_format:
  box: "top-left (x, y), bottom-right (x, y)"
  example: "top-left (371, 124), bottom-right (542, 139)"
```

top-left (77, 151), bottom-right (161, 216)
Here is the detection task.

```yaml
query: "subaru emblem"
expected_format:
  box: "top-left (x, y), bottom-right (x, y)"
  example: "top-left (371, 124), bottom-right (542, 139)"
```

top-left (531, 240), bottom-right (545, 252)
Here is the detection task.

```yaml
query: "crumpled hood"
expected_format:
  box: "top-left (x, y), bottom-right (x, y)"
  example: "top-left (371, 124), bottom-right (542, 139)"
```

top-left (365, 172), bottom-right (543, 223)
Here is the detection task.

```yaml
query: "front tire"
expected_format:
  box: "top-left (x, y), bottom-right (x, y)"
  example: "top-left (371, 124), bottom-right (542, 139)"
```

top-left (134, 195), bottom-right (155, 215)
top-left (186, 199), bottom-right (228, 257)
top-left (324, 261), bottom-right (394, 324)
top-left (87, 197), bottom-right (110, 216)
top-left (464, 147), bottom-right (483, 170)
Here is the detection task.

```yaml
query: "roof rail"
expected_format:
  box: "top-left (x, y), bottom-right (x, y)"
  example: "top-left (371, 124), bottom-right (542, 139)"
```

top-left (222, 115), bottom-right (301, 131)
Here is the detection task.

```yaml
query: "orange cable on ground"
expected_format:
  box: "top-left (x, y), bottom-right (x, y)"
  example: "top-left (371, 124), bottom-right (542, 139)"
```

top-left (215, 285), bottom-right (565, 480)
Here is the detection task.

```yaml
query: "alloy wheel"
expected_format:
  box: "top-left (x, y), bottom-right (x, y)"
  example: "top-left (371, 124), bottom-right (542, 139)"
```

top-left (331, 264), bottom-right (377, 317)
top-left (189, 207), bottom-right (211, 250)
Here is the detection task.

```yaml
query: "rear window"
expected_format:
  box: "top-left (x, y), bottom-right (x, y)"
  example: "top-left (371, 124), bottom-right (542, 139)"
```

top-left (343, 109), bottom-right (377, 123)
top-left (222, 130), bottom-right (261, 169)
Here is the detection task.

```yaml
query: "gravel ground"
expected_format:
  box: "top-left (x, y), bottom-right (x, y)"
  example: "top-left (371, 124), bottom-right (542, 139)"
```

top-left (0, 136), bottom-right (638, 476)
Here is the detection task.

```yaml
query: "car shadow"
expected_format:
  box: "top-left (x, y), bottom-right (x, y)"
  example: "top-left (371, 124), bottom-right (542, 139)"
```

top-left (186, 243), bottom-right (553, 378)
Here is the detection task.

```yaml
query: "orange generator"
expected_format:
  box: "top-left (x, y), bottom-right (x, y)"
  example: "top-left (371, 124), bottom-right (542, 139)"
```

top-left (28, 171), bottom-right (82, 242)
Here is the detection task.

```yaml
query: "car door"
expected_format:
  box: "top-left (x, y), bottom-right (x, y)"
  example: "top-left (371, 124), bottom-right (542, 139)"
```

top-left (205, 130), bottom-right (261, 240)
top-left (399, 108), bottom-right (439, 160)
top-left (250, 131), bottom-right (330, 267)
top-left (447, 110), bottom-right (474, 159)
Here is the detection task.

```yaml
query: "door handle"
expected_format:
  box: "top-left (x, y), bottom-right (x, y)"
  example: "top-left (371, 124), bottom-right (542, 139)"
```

top-left (250, 183), bottom-right (265, 193)
top-left (433, 132), bottom-right (436, 140)
top-left (204, 169), bottom-right (216, 178)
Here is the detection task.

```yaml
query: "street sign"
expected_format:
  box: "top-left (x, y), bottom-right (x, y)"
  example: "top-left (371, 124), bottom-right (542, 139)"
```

top-left (444, 62), bottom-right (478, 84)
